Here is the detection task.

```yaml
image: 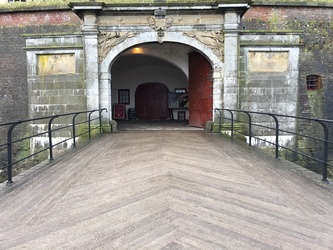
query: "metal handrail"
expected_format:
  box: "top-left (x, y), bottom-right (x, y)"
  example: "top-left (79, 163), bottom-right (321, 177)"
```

top-left (0, 108), bottom-right (107, 185)
top-left (215, 108), bottom-right (333, 182)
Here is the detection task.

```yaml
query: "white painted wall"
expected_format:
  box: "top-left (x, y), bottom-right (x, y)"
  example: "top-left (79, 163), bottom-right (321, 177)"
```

top-left (111, 66), bottom-right (188, 107)
top-left (121, 43), bottom-right (190, 78)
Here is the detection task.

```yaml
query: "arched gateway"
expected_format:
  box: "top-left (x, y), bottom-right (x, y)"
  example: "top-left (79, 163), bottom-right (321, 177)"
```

top-left (100, 34), bottom-right (221, 127)
top-left (69, 1), bottom-right (250, 127)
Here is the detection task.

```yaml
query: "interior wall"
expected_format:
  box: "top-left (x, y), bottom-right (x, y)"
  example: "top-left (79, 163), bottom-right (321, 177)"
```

top-left (111, 52), bottom-right (189, 119)
top-left (121, 43), bottom-right (190, 78)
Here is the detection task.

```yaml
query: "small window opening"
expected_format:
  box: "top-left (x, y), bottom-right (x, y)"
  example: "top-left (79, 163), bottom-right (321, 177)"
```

top-left (118, 89), bottom-right (130, 104)
top-left (306, 75), bottom-right (321, 90)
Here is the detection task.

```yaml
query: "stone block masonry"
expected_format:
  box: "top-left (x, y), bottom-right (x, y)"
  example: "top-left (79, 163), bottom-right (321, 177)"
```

top-left (242, 5), bottom-right (333, 121)
top-left (239, 32), bottom-right (300, 138)
top-left (0, 9), bottom-right (82, 151)
top-left (241, 4), bottom-right (333, 172)
top-left (0, 10), bottom-right (82, 119)
top-left (25, 31), bottom-right (86, 151)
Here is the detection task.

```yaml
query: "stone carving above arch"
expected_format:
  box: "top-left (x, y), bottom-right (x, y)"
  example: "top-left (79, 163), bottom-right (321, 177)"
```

top-left (183, 31), bottom-right (224, 60)
top-left (100, 31), bottom-right (223, 75)
top-left (148, 16), bottom-right (173, 32)
top-left (98, 31), bottom-right (138, 62)
top-left (148, 15), bottom-right (173, 43)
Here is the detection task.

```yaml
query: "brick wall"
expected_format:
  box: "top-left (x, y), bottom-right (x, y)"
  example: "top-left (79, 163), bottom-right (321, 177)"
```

top-left (0, 11), bottom-right (80, 27)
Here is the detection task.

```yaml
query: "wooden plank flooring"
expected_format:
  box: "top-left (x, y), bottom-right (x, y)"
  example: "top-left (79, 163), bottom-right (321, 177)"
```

top-left (0, 131), bottom-right (333, 249)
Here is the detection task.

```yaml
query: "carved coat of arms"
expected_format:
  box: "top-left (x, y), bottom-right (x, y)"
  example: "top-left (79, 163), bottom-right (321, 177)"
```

top-left (148, 16), bottom-right (173, 32)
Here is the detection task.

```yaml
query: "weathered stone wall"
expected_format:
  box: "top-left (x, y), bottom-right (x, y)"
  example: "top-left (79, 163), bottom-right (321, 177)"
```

top-left (242, 5), bottom-right (333, 120)
top-left (0, 10), bottom-right (81, 119)
top-left (0, 9), bottom-right (82, 163)
top-left (241, 4), bottom-right (333, 174)
top-left (239, 32), bottom-right (300, 142)
top-left (25, 34), bottom-right (85, 119)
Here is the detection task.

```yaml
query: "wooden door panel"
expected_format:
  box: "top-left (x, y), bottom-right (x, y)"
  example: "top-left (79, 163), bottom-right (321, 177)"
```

top-left (135, 83), bottom-right (169, 120)
top-left (188, 52), bottom-right (213, 127)
top-left (135, 92), bottom-right (149, 118)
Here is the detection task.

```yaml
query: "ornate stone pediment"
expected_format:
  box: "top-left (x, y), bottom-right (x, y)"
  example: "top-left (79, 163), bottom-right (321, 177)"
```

top-left (184, 31), bottom-right (224, 60)
top-left (98, 31), bottom-right (138, 62)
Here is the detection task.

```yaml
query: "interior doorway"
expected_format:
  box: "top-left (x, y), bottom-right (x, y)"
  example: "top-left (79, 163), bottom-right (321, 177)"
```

top-left (135, 83), bottom-right (169, 120)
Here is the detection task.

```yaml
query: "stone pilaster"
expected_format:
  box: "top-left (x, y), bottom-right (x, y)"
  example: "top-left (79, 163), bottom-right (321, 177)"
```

top-left (82, 11), bottom-right (100, 113)
top-left (223, 11), bottom-right (241, 111)
top-left (212, 66), bottom-right (223, 121)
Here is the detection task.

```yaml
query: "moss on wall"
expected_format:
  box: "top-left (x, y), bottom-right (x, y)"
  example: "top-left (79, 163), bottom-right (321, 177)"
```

top-left (77, 123), bottom-right (110, 142)
top-left (1, 0), bottom-right (333, 10)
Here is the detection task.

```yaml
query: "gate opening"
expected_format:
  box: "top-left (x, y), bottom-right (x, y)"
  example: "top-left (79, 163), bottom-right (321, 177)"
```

top-left (110, 43), bottom-right (213, 127)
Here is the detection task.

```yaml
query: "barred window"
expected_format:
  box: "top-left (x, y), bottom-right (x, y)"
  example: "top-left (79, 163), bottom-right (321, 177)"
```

top-left (8, 0), bottom-right (26, 2)
top-left (306, 75), bottom-right (321, 90)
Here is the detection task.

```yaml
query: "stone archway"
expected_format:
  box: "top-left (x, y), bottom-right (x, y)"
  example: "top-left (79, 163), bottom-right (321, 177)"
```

top-left (99, 32), bottom-right (223, 123)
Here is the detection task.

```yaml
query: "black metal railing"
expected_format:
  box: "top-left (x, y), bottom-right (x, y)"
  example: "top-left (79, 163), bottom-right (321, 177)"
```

top-left (215, 108), bottom-right (333, 182)
top-left (0, 108), bottom-right (107, 185)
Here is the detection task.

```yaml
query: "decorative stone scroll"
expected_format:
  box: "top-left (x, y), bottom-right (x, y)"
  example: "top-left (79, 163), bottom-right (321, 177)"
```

top-left (98, 31), bottom-right (138, 62)
top-left (183, 31), bottom-right (224, 60)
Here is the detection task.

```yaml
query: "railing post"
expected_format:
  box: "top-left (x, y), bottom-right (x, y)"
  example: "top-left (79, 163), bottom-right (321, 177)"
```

top-left (243, 111), bottom-right (252, 146)
top-left (269, 114), bottom-right (279, 159)
top-left (226, 109), bottom-right (234, 139)
top-left (214, 108), bottom-right (222, 133)
top-left (316, 120), bottom-right (329, 182)
top-left (48, 115), bottom-right (58, 161)
top-left (99, 108), bottom-right (107, 134)
top-left (99, 109), bottom-right (103, 134)
top-left (88, 110), bottom-right (96, 140)
top-left (72, 113), bottom-right (80, 148)
top-left (6, 121), bottom-right (21, 185)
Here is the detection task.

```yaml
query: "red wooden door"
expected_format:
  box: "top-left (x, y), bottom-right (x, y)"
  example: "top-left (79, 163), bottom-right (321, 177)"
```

top-left (135, 83), bottom-right (169, 120)
top-left (188, 52), bottom-right (213, 127)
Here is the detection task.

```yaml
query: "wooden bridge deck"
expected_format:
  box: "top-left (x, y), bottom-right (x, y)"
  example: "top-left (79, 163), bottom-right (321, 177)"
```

top-left (0, 131), bottom-right (333, 249)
